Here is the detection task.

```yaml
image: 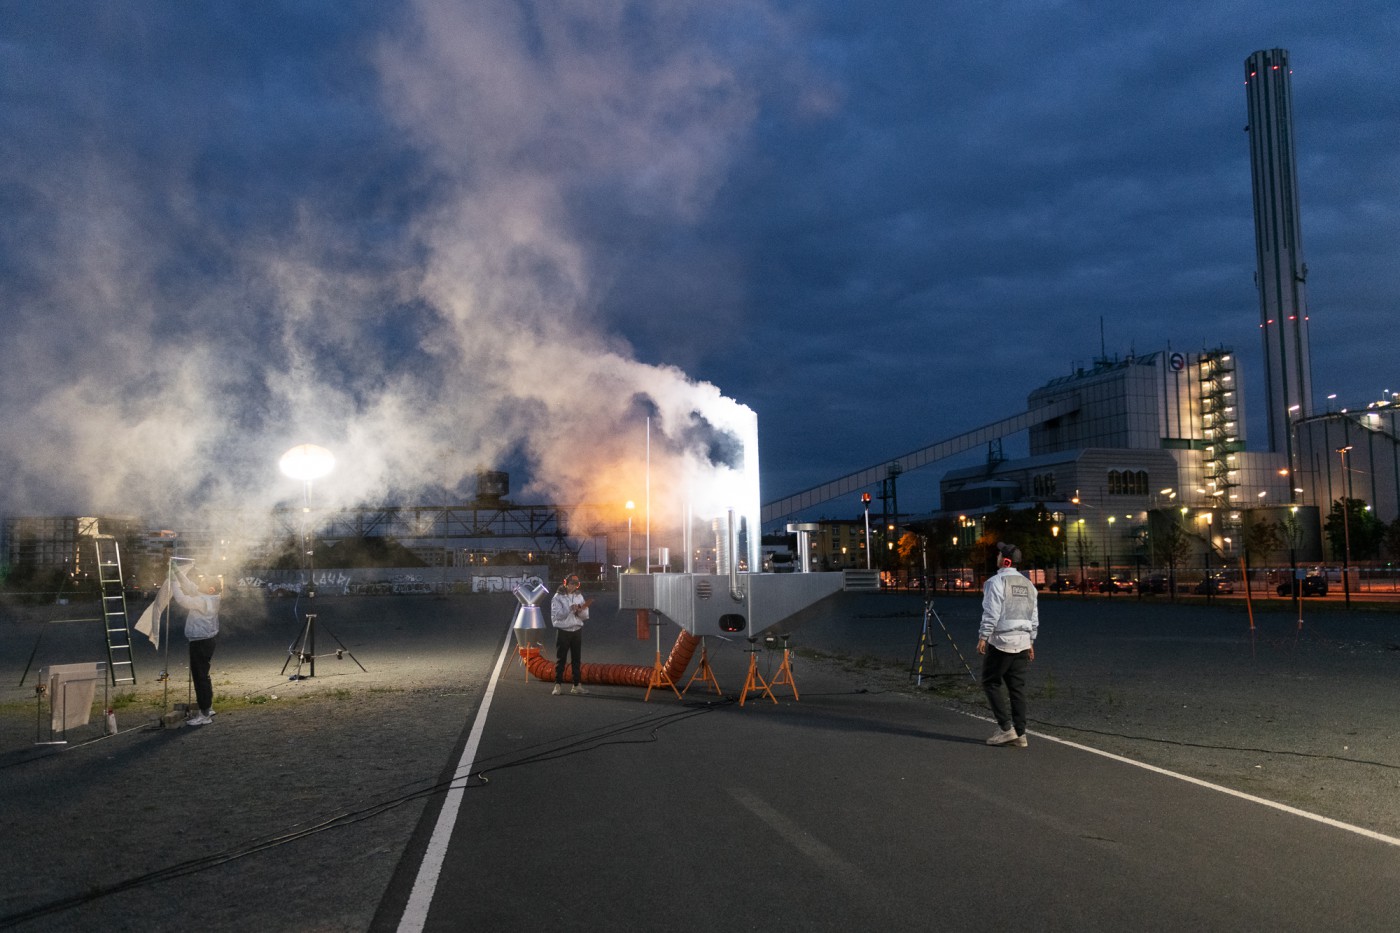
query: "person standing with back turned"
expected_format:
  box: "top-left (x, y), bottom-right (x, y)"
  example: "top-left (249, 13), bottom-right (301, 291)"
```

top-left (978, 542), bottom-right (1038, 748)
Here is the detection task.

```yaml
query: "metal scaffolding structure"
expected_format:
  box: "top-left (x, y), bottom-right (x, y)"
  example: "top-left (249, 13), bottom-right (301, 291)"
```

top-left (267, 501), bottom-right (606, 564)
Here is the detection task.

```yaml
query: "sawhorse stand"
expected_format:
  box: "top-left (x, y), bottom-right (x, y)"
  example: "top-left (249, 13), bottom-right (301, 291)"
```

top-left (768, 634), bottom-right (799, 701)
top-left (683, 637), bottom-right (722, 696)
top-left (738, 640), bottom-right (776, 707)
top-left (644, 620), bottom-right (681, 701)
top-left (282, 613), bottom-right (367, 680)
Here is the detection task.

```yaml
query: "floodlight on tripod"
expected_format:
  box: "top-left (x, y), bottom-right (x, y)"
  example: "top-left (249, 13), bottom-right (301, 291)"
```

top-left (277, 443), bottom-right (364, 680)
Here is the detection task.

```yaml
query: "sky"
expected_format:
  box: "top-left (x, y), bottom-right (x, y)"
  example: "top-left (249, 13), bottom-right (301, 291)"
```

top-left (2, 1), bottom-right (1397, 548)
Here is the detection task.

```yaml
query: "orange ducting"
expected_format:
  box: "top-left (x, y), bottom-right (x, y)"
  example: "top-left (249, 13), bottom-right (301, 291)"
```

top-left (520, 629), bottom-right (701, 690)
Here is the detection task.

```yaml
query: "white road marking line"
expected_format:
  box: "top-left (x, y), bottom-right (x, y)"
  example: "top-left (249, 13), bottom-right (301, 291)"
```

top-left (397, 626), bottom-right (516, 933)
top-left (728, 786), bottom-right (869, 886)
top-left (964, 711), bottom-right (1400, 848)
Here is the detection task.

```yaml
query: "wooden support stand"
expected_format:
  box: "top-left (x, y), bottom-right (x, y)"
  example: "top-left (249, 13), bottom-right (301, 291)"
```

top-left (683, 638), bottom-right (722, 696)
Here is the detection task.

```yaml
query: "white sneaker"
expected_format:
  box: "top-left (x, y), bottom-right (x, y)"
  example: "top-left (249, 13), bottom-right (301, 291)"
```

top-left (986, 727), bottom-right (1018, 746)
top-left (1012, 733), bottom-right (1028, 748)
top-left (551, 684), bottom-right (562, 696)
top-left (570, 685), bottom-right (589, 695)
top-left (207, 708), bottom-right (216, 718)
top-left (187, 713), bottom-right (212, 727)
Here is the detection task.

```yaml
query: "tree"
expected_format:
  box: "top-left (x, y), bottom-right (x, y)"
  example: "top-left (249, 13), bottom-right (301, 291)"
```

top-left (1154, 515), bottom-right (1194, 598)
top-left (1324, 498), bottom-right (1385, 561)
top-left (1385, 518), bottom-right (1400, 562)
top-left (1243, 518), bottom-right (1283, 567)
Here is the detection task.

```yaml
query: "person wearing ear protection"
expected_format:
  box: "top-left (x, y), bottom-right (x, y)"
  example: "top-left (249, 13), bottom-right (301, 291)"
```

top-left (172, 561), bottom-right (222, 727)
top-left (977, 542), bottom-right (1039, 748)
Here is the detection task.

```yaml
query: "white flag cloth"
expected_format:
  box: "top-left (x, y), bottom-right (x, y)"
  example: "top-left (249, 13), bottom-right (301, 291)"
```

top-left (134, 574), bottom-right (173, 650)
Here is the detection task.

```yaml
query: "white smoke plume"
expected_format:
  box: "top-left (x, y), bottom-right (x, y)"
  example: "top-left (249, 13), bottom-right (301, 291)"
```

top-left (0, 1), bottom-right (804, 557)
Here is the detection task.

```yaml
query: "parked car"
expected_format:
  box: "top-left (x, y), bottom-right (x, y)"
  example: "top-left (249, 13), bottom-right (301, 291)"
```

top-left (1098, 575), bottom-right (1135, 593)
top-left (1047, 576), bottom-right (1076, 593)
top-left (1277, 573), bottom-right (1328, 597)
top-left (1139, 573), bottom-right (1170, 595)
top-left (1194, 574), bottom-right (1234, 595)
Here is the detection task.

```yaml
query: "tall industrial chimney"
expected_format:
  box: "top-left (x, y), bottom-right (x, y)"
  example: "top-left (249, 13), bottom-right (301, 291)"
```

top-left (1244, 48), bottom-right (1313, 464)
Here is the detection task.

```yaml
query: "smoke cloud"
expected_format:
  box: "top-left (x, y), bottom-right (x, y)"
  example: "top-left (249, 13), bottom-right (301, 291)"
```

top-left (0, 1), bottom-right (791, 556)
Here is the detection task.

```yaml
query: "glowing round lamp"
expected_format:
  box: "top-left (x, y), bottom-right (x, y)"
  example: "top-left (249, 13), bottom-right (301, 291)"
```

top-left (279, 444), bottom-right (336, 482)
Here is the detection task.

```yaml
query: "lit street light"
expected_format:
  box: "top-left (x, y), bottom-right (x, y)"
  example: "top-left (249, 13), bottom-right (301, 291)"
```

top-left (1337, 446), bottom-right (1354, 608)
top-left (861, 492), bottom-right (872, 570)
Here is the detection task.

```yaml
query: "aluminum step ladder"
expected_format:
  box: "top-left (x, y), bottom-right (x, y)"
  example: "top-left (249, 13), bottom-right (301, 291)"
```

top-left (94, 536), bottom-right (137, 686)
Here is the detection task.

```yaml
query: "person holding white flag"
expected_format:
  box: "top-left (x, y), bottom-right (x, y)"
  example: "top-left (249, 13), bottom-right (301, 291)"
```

top-left (133, 569), bottom-right (173, 650)
top-left (172, 562), bottom-right (222, 726)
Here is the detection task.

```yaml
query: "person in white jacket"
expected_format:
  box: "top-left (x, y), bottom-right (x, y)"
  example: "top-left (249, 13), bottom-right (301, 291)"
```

top-left (977, 542), bottom-right (1039, 748)
top-left (550, 574), bottom-right (592, 695)
top-left (172, 562), bottom-right (221, 726)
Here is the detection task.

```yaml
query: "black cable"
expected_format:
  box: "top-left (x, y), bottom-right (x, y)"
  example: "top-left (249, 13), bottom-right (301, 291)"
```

top-left (0, 698), bottom-right (722, 929)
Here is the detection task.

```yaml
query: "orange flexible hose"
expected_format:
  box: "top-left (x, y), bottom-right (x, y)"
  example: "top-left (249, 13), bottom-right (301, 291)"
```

top-left (521, 629), bottom-right (701, 689)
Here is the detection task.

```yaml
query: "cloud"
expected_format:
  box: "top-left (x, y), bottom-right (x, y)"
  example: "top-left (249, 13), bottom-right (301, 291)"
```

top-left (1, 0), bottom-right (1397, 543)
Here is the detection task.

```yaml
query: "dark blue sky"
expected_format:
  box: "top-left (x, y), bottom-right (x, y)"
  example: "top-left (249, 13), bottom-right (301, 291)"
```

top-left (1, 1), bottom-right (1396, 530)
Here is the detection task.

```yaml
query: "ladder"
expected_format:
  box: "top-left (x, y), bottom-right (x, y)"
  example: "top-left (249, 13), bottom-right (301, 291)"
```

top-left (93, 536), bottom-right (137, 686)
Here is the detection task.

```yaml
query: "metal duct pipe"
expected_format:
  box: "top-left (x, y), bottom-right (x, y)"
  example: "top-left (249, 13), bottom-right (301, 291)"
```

top-left (728, 509), bottom-right (745, 601)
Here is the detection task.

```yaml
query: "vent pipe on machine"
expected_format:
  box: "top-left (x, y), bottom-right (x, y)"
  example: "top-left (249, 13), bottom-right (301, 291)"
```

top-left (726, 508), bottom-right (745, 601)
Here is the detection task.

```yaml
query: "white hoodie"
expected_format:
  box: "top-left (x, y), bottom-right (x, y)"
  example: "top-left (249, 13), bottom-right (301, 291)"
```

top-left (173, 569), bottom-right (221, 641)
top-left (978, 566), bottom-right (1038, 652)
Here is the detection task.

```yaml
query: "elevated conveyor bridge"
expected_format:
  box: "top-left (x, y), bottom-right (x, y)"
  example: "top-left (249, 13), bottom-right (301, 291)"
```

top-left (760, 395), bottom-right (1081, 524)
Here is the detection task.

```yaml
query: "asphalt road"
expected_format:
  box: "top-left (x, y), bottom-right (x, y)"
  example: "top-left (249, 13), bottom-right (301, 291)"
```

top-left (366, 592), bottom-right (1400, 933)
top-left (4, 589), bottom-right (1399, 932)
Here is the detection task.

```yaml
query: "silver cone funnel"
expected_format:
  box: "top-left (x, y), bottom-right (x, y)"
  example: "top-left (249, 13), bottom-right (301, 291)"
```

top-left (512, 577), bottom-right (550, 647)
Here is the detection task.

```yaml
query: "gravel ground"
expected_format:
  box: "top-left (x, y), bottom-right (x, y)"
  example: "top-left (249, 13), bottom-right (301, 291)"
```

top-left (2, 588), bottom-right (1399, 931)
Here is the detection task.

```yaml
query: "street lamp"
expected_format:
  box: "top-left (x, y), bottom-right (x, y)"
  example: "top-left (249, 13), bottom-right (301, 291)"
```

top-left (1075, 518), bottom-right (1086, 591)
top-left (1337, 446), bottom-right (1353, 608)
top-left (1105, 515), bottom-right (1116, 594)
top-left (861, 492), bottom-right (872, 570)
top-left (1202, 510), bottom-right (1214, 603)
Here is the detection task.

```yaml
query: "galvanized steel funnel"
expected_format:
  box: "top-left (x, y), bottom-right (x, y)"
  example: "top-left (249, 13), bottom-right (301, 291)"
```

top-left (512, 577), bottom-right (550, 647)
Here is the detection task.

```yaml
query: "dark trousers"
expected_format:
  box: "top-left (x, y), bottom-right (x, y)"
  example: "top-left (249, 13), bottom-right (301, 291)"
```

top-left (555, 629), bottom-right (582, 685)
top-left (189, 636), bottom-right (216, 712)
top-left (981, 645), bottom-right (1030, 735)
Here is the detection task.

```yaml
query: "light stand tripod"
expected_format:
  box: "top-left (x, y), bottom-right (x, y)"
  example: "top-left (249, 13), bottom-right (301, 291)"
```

top-left (283, 612), bottom-right (366, 680)
top-left (910, 537), bottom-right (976, 686)
top-left (276, 445), bottom-right (365, 681)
